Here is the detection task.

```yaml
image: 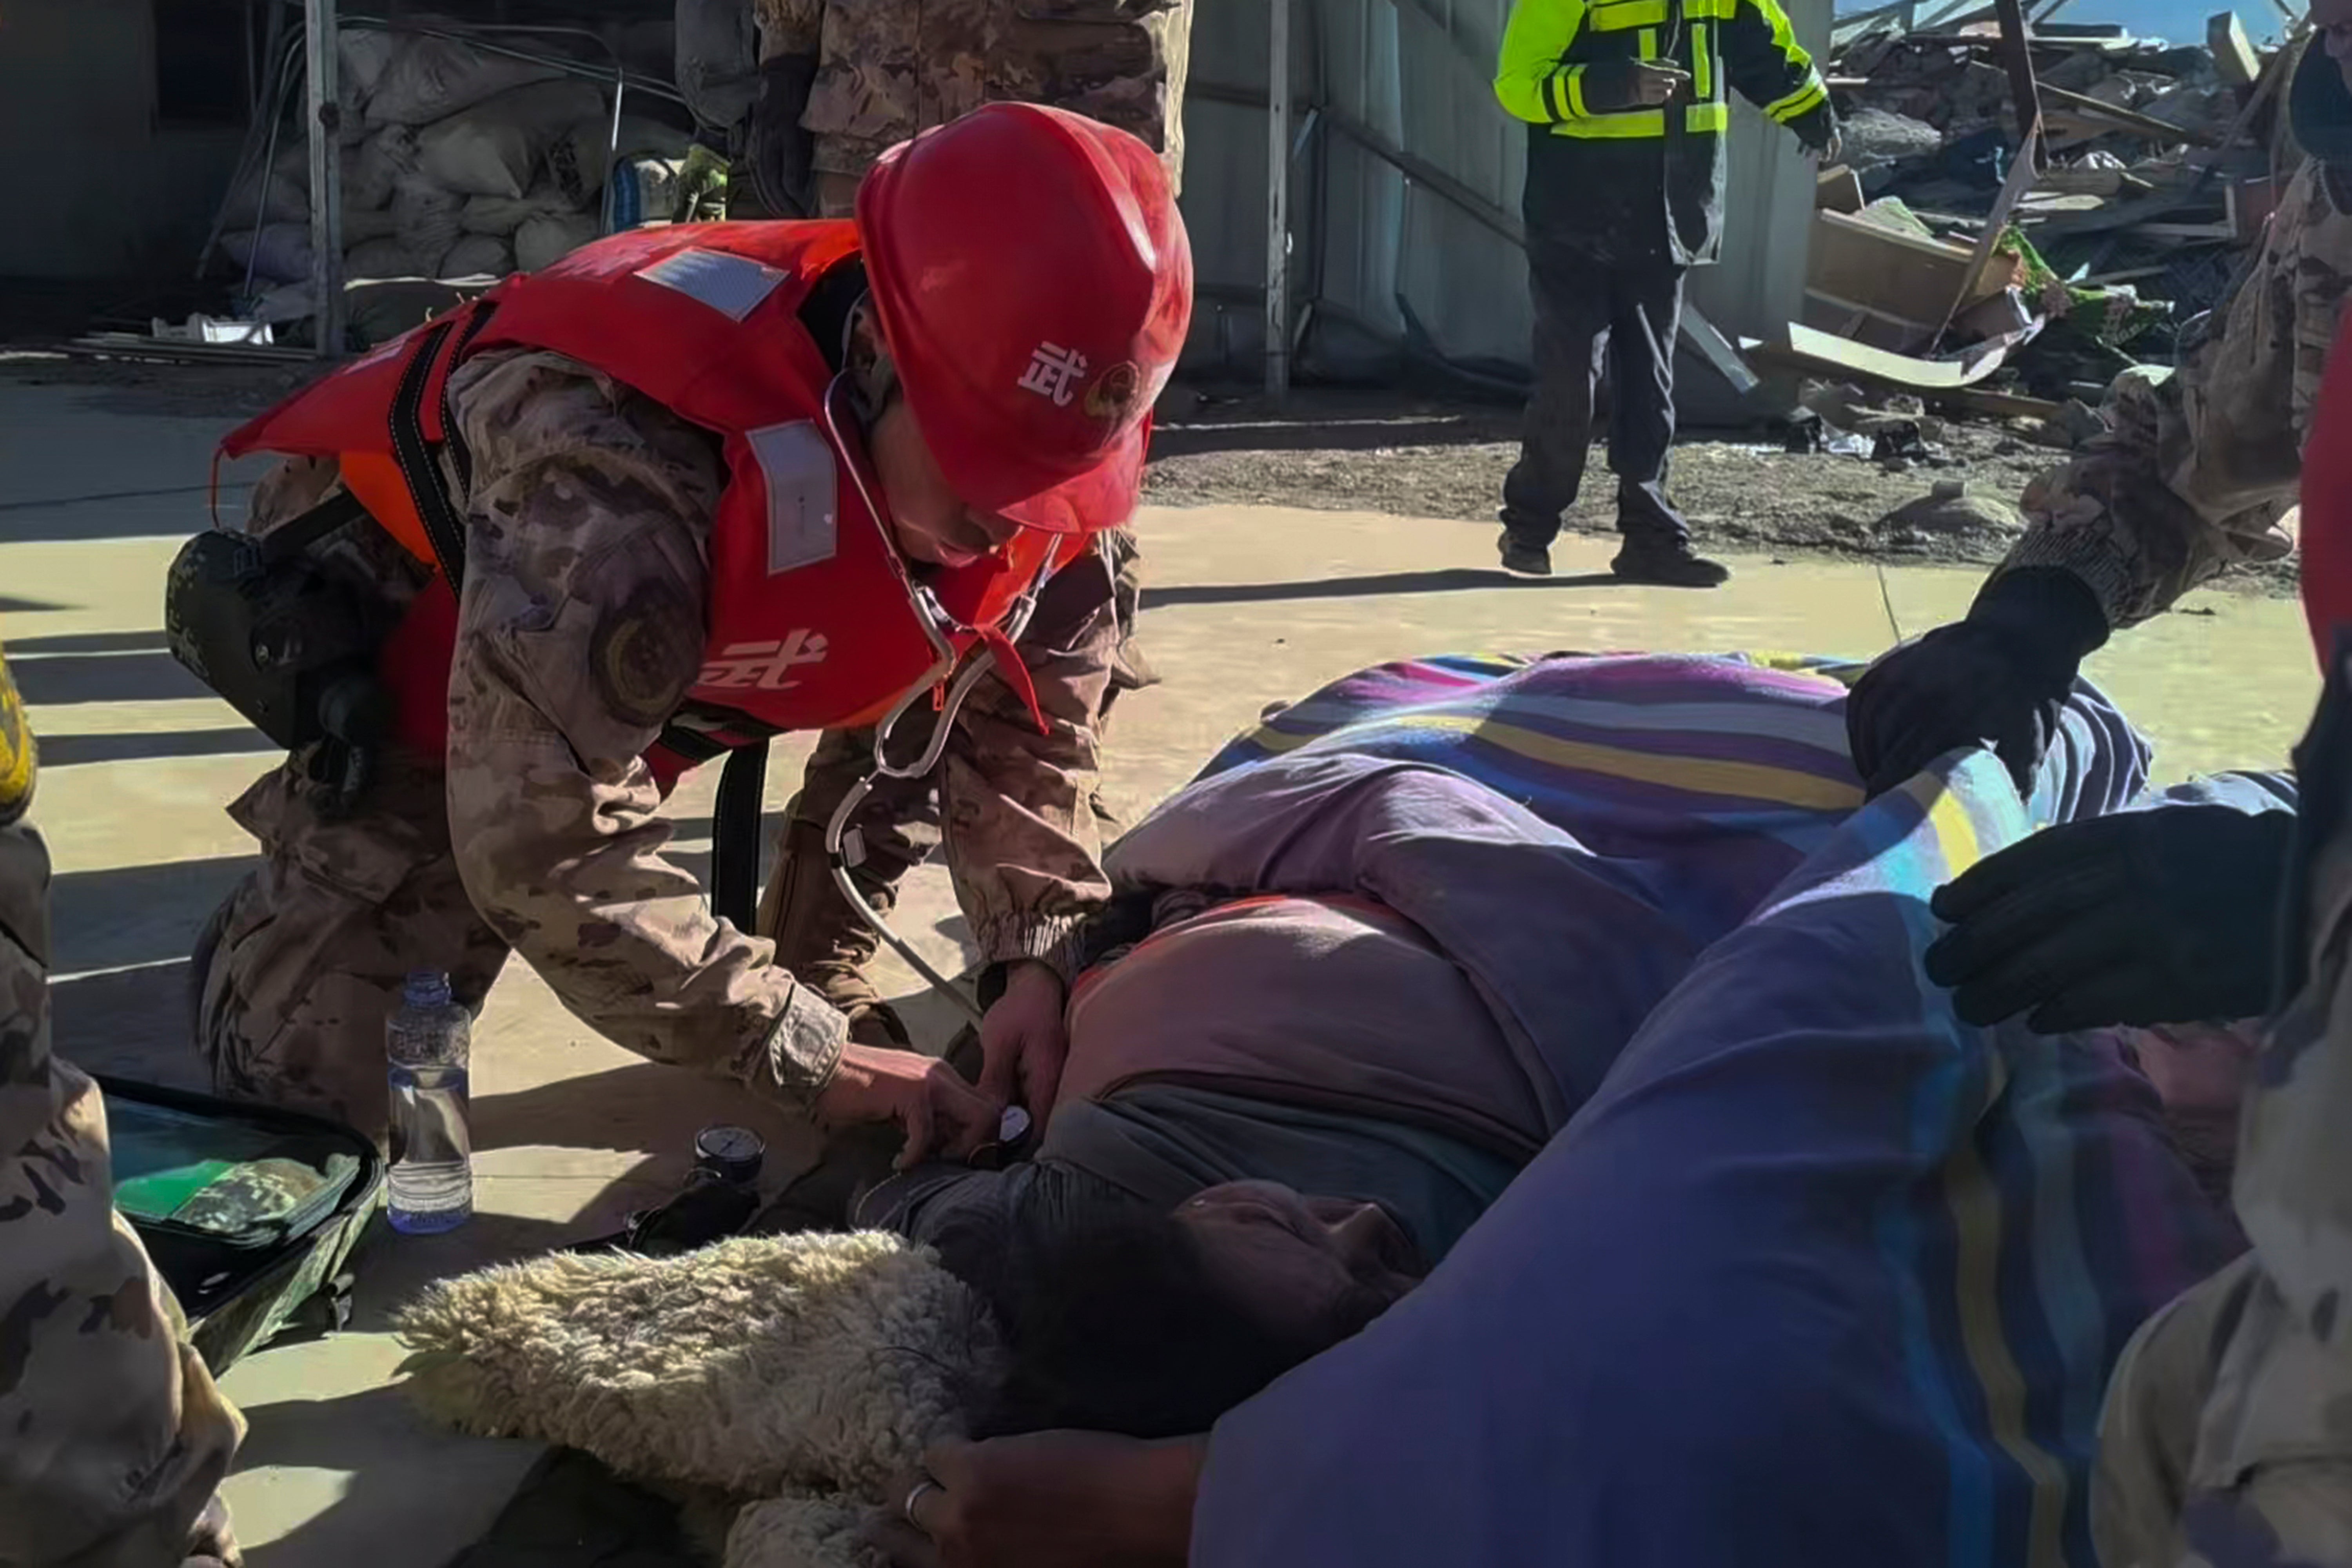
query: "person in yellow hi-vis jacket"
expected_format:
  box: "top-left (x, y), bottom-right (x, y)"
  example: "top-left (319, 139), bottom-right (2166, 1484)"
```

top-left (1492, 0), bottom-right (1838, 586)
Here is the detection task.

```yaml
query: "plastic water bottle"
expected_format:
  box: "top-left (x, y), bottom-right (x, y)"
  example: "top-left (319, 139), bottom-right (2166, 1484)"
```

top-left (386, 969), bottom-right (473, 1234)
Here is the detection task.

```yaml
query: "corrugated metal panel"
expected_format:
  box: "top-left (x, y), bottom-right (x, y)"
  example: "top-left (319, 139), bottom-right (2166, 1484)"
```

top-left (1177, 0), bottom-right (1830, 386)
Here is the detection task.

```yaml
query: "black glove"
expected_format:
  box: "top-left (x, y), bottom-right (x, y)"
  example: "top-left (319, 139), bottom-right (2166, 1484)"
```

top-left (1924, 803), bottom-right (2295, 1032)
top-left (1846, 566), bottom-right (2110, 800)
top-left (1789, 103), bottom-right (1839, 157)
top-left (746, 53), bottom-right (818, 219)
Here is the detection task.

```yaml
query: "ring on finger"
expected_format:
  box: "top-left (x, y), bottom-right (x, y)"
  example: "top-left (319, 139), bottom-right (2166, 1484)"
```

top-left (904, 1477), bottom-right (943, 1530)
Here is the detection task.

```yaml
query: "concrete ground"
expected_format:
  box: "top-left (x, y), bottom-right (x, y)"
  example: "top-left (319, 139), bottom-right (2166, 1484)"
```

top-left (0, 374), bottom-right (2321, 1566)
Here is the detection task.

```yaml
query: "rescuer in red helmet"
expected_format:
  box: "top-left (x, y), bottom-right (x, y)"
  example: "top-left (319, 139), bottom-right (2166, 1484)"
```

top-left (169, 103), bottom-right (1193, 1161)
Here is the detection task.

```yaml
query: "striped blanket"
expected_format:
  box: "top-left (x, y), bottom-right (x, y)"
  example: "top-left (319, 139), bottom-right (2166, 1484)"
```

top-left (1182, 653), bottom-right (2242, 1568)
top-left (1200, 650), bottom-right (2151, 842)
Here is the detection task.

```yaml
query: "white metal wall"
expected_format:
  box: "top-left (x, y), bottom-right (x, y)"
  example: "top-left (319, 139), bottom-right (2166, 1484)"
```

top-left (1178, 0), bottom-right (1831, 385)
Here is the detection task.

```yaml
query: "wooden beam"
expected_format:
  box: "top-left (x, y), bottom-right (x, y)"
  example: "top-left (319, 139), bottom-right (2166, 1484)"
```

top-left (2039, 83), bottom-right (2227, 147)
top-left (2208, 11), bottom-right (2261, 88)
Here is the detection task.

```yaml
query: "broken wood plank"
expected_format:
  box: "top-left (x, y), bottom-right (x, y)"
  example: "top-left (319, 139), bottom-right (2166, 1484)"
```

top-left (2134, 219), bottom-right (2247, 240)
top-left (2029, 185), bottom-right (2229, 239)
top-left (1810, 208), bottom-right (2019, 332)
top-left (2208, 12), bottom-right (2261, 89)
top-left (1928, 385), bottom-right (2065, 420)
top-left (2040, 83), bottom-right (2227, 147)
top-left (1751, 319), bottom-right (2043, 392)
top-left (1935, 122), bottom-right (2043, 350)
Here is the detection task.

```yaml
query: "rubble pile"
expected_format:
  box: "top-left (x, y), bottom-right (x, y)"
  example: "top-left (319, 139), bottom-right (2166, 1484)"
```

top-left (1781, 4), bottom-right (2298, 424)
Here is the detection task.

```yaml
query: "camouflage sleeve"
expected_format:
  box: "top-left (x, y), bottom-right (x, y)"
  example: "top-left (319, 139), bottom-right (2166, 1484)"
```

top-left (2000, 162), bottom-right (2334, 629)
top-left (0, 816), bottom-right (246, 1565)
top-left (751, 0), bottom-right (821, 59)
top-left (442, 350), bottom-right (847, 1110)
top-left (2287, 162), bottom-right (2352, 449)
top-left (936, 540), bottom-right (1119, 976)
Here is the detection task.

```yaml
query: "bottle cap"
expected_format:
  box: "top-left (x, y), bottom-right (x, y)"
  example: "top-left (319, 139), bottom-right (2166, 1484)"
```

top-left (403, 969), bottom-right (452, 1007)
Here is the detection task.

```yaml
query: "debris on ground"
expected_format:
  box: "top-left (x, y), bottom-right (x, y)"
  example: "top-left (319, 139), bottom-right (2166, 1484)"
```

top-left (1783, 2), bottom-right (2303, 444)
top-left (1879, 481), bottom-right (2027, 543)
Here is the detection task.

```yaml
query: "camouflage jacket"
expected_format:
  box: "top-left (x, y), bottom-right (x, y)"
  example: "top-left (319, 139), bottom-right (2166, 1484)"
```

top-left (0, 640), bottom-right (246, 1567)
top-left (429, 349), bottom-right (1111, 1102)
top-left (2003, 153), bottom-right (2352, 628)
top-left (750, 0), bottom-right (1192, 190)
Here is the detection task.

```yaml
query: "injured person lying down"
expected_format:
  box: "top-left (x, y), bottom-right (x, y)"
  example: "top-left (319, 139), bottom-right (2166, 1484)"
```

top-left (829, 651), bottom-right (2269, 1499)
top-left (388, 649), bottom-right (2275, 1568)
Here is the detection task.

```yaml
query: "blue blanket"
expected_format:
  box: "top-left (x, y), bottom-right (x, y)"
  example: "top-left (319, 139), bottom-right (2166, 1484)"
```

top-left (1185, 657), bottom-right (2254, 1568)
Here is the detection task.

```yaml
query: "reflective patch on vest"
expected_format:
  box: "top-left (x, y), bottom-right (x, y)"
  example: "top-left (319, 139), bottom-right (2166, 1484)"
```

top-left (635, 249), bottom-right (788, 323)
top-left (746, 421), bottom-right (840, 575)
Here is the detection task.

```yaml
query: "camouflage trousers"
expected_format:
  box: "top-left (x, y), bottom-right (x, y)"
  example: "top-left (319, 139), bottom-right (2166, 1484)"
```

top-left (757, 528), bottom-right (1151, 1041)
top-left (2, 822), bottom-right (247, 1567)
top-left (191, 751), bottom-right (512, 1143)
top-left (2095, 1252), bottom-right (2352, 1566)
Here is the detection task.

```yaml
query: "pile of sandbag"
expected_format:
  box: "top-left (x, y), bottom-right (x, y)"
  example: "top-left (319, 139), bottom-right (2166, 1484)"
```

top-left (220, 24), bottom-right (690, 294)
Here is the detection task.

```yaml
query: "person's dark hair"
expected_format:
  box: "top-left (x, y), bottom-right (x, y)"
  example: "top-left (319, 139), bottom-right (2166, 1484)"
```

top-left (927, 1169), bottom-right (1387, 1440)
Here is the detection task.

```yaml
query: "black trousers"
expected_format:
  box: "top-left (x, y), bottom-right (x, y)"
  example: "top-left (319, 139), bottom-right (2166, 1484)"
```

top-left (1501, 243), bottom-right (1690, 550)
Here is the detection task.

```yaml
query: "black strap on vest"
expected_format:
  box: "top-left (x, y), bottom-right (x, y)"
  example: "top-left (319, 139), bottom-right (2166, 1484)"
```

top-left (383, 304), bottom-right (739, 773)
top-left (387, 308), bottom-right (494, 589)
top-left (261, 488), bottom-right (370, 564)
top-left (710, 739), bottom-right (771, 932)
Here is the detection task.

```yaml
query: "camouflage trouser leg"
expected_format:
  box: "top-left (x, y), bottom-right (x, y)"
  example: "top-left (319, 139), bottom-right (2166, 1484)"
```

top-left (755, 729), bottom-right (936, 1047)
top-left (191, 752), bottom-right (510, 1143)
top-left (758, 530), bottom-right (1148, 1023)
top-left (1097, 526), bottom-right (1156, 789)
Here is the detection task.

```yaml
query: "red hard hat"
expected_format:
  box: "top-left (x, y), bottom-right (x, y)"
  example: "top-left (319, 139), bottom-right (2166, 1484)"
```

top-left (857, 102), bottom-right (1193, 534)
top-left (2305, 309), bottom-right (2352, 663)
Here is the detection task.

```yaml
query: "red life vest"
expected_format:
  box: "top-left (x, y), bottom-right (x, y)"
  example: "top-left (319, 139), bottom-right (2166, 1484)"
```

top-left (2306, 307), bottom-right (2352, 665)
top-left (218, 221), bottom-right (1080, 789)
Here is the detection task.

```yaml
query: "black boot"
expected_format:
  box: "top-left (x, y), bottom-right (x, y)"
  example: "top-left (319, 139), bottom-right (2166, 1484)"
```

top-left (1497, 530), bottom-right (1553, 577)
top-left (1611, 532), bottom-right (1729, 588)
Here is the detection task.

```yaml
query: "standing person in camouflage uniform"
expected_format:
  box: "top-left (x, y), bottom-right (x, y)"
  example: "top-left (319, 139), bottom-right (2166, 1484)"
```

top-left (731, 1), bottom-right (1189, 1046)
top-left (186, 107), bottom-right (1192, 1155)
top-left (0, 636), bottom-right (246, 1568)
top-left (746, 0), bottom-right (1191, 219)
top-left (2082, 296), bottom-right (2352, 1567)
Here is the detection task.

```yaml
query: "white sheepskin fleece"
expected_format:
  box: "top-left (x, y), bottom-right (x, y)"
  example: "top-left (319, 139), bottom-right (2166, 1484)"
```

top-left (392, 1230), bottom-right (1004, 1568)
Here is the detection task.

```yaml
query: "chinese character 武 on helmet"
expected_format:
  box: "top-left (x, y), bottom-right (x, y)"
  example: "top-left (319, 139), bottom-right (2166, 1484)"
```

top-left (855, 102), bottom-right (1195, 536)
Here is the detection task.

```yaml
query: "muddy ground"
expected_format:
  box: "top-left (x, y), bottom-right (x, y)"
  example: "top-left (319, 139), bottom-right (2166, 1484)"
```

top-left (2, 353), bottom-right (2294, 598)
top-left (1147, 387), bottom-right (2298, 598)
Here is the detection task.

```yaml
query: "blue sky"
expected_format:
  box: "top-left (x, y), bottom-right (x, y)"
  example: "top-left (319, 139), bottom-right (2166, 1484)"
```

top-left (1835, 0), bottom-right (2294, 48)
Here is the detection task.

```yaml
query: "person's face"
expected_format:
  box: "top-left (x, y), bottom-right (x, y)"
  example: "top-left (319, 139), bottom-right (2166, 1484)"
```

top-left (867, 397), bottom-right (1021, 569)
top-left (1174, 1180), bottom-right (1425, 1349)
top-left (2318, 0), bottom-right (2352, 94)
